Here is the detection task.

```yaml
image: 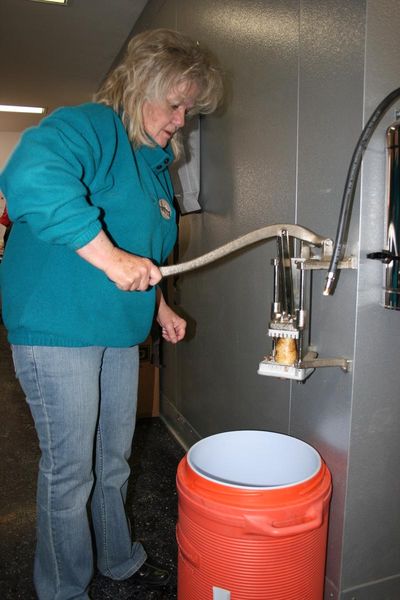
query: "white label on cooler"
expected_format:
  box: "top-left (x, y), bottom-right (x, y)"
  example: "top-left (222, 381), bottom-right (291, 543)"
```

top-left (213, 587), bottom-right (231, 599)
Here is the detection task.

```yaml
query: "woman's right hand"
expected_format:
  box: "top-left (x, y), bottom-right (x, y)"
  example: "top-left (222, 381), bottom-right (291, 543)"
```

top-left (105, 247), bottom-right (162, 291)
top-left (76, 230), bottom-right (162, 291)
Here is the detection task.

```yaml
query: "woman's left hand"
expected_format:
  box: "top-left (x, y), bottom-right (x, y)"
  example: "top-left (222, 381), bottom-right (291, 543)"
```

top-left (156, 290), bottom-right (187, 344)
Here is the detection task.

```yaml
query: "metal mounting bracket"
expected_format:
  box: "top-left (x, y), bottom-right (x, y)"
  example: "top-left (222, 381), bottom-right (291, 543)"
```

top-left (258, 350), bottom-right (352, 383)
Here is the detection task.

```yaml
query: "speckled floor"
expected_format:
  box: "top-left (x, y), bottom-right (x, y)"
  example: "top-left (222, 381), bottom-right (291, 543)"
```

top-left (0, 322), bottom-right (185, 600)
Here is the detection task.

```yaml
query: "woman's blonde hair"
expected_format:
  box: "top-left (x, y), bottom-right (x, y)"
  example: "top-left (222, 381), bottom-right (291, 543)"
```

top-left (94, 28), bottom-right (224, 157)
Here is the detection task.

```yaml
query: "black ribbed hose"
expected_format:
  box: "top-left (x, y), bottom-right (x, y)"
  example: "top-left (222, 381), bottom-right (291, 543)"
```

top-left (323, 87), bottom-right (400, 295)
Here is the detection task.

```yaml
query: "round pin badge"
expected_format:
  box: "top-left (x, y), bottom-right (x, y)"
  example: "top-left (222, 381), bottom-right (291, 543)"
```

top-left (159, 199), bottom-right (171, 220)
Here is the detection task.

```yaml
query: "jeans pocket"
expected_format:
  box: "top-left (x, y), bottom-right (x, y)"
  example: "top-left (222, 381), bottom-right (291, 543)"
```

top-left (11, 344), bottom-right (44, 406)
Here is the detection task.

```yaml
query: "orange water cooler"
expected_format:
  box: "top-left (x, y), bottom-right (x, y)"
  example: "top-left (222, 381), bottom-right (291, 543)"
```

top-left (176, 430), bottom-right (332, 600)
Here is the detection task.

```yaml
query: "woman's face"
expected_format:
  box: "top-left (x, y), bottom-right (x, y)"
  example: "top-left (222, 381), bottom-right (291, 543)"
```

top-left (142, 80), bottom-right (199, 147)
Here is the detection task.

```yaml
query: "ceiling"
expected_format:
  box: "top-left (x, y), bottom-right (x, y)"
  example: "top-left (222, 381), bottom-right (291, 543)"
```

top-left (0, 0), bottom-right (149, 132)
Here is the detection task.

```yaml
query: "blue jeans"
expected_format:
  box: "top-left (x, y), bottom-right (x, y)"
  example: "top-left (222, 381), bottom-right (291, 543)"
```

top-left (12, 345), bottom-right (147, 600)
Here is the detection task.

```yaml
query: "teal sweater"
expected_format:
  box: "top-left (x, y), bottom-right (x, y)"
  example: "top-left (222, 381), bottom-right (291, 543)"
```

top-left (0, 103), bottom-right (177, 347)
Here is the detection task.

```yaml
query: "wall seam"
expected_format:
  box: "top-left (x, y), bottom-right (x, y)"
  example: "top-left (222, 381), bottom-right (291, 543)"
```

top-left (289, 0), bottom-right (302, 435)
top-left (338, 1), bottom-right (369, 596)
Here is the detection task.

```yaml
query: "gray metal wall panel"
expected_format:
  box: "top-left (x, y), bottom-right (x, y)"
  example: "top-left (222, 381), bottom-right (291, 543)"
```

top-left (293, 1), bottom-right (366, 591)
top-left (341, 575), bottom-right (400, 600)
top-left (341, 0), bottom-right (400, 593)
top-left (133, 0), bottom-right (177, 30)
top-left (167, 0), bottom-right (300, 437)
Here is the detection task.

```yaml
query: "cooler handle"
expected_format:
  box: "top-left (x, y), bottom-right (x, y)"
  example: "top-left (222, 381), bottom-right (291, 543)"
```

top-left (243, 504), bottom-right (324, 537)
top-left (176, 523), bottom-right (200, 568)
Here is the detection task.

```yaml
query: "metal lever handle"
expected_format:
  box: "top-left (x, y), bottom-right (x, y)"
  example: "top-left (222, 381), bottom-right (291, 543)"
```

top-left (367, 250), bottom-right (400, 263)
top-left (160, 223), bottom-right (330, 278)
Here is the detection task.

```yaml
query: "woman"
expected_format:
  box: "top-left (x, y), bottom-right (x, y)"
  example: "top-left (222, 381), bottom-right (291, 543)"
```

top-left (0, 28), bottom-right (223, 600)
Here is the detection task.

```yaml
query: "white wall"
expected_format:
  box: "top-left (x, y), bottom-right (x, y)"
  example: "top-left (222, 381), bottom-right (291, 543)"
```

top-left (0, 132), bottom-right (21, 170)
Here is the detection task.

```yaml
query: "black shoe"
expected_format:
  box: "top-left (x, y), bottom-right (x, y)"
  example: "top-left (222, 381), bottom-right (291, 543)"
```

top-left (126, 560), bottom-right (171, 588)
